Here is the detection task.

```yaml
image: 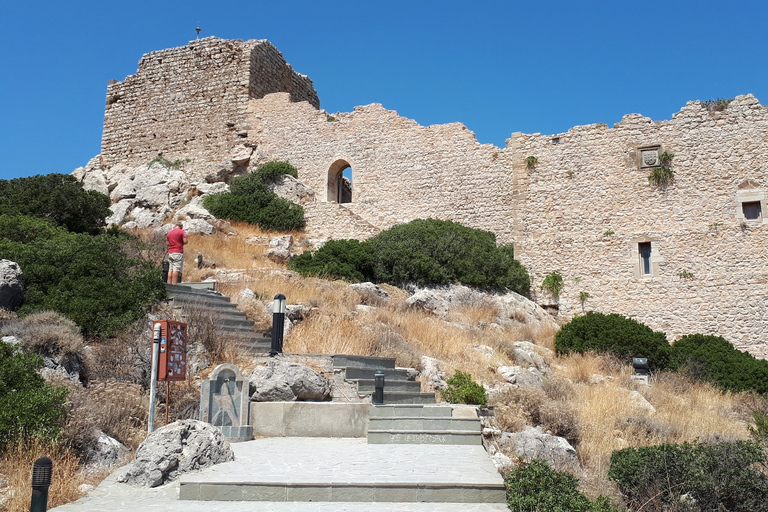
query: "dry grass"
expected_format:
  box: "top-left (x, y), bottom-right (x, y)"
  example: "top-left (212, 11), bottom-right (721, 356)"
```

top-left (0, 439), bottom-right (108, 512)
top-left (2, 311), bottom-right (84, 357)
top-left (571, 359), bottom-right (750, 484)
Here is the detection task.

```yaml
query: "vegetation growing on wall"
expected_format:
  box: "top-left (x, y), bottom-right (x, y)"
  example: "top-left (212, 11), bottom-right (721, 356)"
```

top-left (648, 151), bottom-right (675, 187)
top-left (288, 218), bottom-right (531, 295)
top-left (203, 161), bottom-right (305, 231)
top-left (541, 271), bottom-right (564, 300)
top-left (554, 312), bottom-right (672, 370)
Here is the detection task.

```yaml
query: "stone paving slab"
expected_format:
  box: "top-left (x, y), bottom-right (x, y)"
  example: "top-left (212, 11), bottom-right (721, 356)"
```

top-left (50, 437), bottom-right (508, 512)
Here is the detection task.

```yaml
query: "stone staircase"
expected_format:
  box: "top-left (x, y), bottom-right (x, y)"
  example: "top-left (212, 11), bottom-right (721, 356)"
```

top-left (332, 354), bottom-right (436, 404)
top-left (164, 283), bottom-right (271, 354)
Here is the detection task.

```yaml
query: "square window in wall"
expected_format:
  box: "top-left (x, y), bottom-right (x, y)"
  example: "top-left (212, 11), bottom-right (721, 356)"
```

top-left (742, 201), bottom-right (762, 220)
top-left (638, 242), bottom-right (652, 276)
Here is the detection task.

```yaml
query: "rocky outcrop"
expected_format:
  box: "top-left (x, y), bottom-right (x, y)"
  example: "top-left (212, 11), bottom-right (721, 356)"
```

top-left (420, 355), bottom-right (447, 391)
top-left (114, 420), bottom-right (234, 487)
top-left (249, 358), bottom-right (330, 402)
top-left (406, 290), bottom-right (449, 319)
top-left (0, 260), bottom-right (23, 311)
top-left (500, 426), bottom-right (580, 472)
top-left (350, 282), bottom-right (390, 306)
top-left (270, 174), bottom-right (316, 205)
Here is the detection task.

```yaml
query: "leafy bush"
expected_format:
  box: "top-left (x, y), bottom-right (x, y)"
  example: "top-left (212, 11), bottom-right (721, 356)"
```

top-left (0, 225), bottom-right (165, 336)
top-left (0, 341), bottom-right (69, 451)
top-left (609, 441), bottom-right (768, 511)
top-left (203, 161), bottom-right (305, 231)
top-left (506, 459), bottom-right (621, 512)
top-left (289, 239), bottom-right (375, 282)
top-left (554, 312), bottom-right (672, 371)
top-left (255, 160), bottom-right (298, 183)
top-left (671, 334), bottom-right (768, 394)
top-left (441, 370), bottom-right (487, 405)
top-left (0, 174), bottom-right (110, 235)
top-left (289, 218), bottom-right (531, 295)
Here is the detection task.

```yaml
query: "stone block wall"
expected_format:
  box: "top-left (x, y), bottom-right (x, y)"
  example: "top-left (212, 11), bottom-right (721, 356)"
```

top-left (92, 37), bottom-right (768, 357)
top-left (101, 37), bottom-right (319, 178)
top-left (510, 95), bottom-right (768, 356)
top-left (245, 93), bottom-right (517, 242)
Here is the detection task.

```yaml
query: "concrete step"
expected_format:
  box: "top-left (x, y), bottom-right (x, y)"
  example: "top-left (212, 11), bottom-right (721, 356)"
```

top-left (332, 354), bottom-right (396, 370)
top-left (372, 391), bottom-right (436, 404)
top-left (343, 366), bottom-right (413, 381)
top-left (370, 404), bottom-right (454, 418)
top-left (367, 430), bottom-right (483, 445)
top-left (177, 438), bottom-right (506, 504)
top-left (354, 378), bottom-right (422, 393)
top-left (367, 417), bottom-right (480, 431)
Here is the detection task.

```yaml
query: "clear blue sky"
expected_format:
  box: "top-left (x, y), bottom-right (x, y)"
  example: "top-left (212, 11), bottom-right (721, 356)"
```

top-left (2, 0), bottom-right (766, 181)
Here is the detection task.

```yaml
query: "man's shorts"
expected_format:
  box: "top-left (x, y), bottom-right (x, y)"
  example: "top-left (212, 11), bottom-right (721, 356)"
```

top-left (168, 252), bottom-right (184, 272)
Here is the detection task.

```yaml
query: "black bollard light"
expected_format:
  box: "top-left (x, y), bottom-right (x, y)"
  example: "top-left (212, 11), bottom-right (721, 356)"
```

top-left (373, 370), bottom-right (385, 405)
top-left (162, 260), bottom-right (169, 283)
top-left (270, 294), bottom-right (286, 356)
top-left (30, 456), bottom-right (52, 512)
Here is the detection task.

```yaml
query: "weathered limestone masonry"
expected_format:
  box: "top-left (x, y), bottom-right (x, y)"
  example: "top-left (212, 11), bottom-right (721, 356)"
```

top-left (247, 92), bottom-right (516, 241)
top-left (90, 37), bottom-right (768, 357)
top-left (101, 37), bottom-right (318, 180)
top-left (510, 95), bottom-right (768, 357)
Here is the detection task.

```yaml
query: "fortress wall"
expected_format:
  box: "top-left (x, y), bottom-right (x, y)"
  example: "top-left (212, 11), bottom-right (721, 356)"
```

top-left (247, 93), bottom-right (517, 242)
top-left (101, 37), bottom-right (318, 177)
top-left (511, 95), bottom-right (768, 356)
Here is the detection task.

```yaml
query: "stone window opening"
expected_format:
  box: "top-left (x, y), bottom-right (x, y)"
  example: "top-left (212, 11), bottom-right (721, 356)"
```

top-left (632, 239), bottom-right (662, 278)
top-left (327, 159), bottom-right (353, 204)
top-left (638, 242), bottom-right (652, 276)
top-left (742, 201), bottom-right (762, 221)
top-left (735, 182), bottom-right (766, 225)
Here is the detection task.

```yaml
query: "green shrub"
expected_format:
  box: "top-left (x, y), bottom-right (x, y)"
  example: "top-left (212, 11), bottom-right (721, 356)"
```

top-left (671, 334), bottom-right (768, 394)
top-left (505, 459), bottom-right (622, 512)
top-left (367, 219), bottom-right (529, 294)
top-left (609, 441), bottom-right (768, 511)
top-left (255, 160), bottom-right (298, 183)
top-left (0, 228), bottom-right (165, 337)
top-left (288, 219), bottom-right (530, 294)
top-left (554, 312), bottom-right (672, 370)
top-left (0, 341), bottom-right (69, 451)
top-left (288, 239), bottom-right (375, 282)
top-left (441, 370), bottom-right (487, 405)
top-left (0, 174), bottom-right (111, 235)
top-left (203, 161), bottom-right (305, 231)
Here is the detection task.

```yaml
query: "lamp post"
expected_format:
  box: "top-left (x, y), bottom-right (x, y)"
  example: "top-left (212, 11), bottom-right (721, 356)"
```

top-left (271, 294), bottom-right (286, 356)
top-left (30, 456), bottom-right (52, 512)
top-left (373, 370), bottom-right (385, 405)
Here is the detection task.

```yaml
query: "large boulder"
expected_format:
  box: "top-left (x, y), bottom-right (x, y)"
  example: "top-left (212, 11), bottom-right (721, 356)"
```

top-left (114, 420), bottom-right (234, 487)
top-left (0, 260), bottom-right (23, 311)
top-left (500, 426), bottom-right (580, 472)
top-left (406, 290), bottom-right (449, 319)
top-left (249, 358), bottom-right (330, 402)
top-left (85, 431), bottom-right (130, 473)
top-left (269, 174), bottom-right (316, 205)
top-left (350, 282), bottom-right (390, 306)
top-left (420, 355), bottom-right (447, 391)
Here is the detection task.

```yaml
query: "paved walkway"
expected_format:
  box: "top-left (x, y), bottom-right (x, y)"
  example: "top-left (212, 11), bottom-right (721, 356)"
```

top-left (50, 438), bottom-right (509, 512)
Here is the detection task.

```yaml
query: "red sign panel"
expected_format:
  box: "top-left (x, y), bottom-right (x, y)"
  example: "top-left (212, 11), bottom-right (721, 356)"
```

top-left (153, 320), bottom-right (187, 381)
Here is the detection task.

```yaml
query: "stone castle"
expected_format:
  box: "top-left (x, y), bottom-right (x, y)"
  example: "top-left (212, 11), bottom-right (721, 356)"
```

top-left (82, 36), bottom-right (768, 358)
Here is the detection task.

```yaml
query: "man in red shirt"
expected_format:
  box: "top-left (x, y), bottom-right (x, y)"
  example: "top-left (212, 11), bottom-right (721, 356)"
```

top-left (166, 222), bottom-right (188, 284)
